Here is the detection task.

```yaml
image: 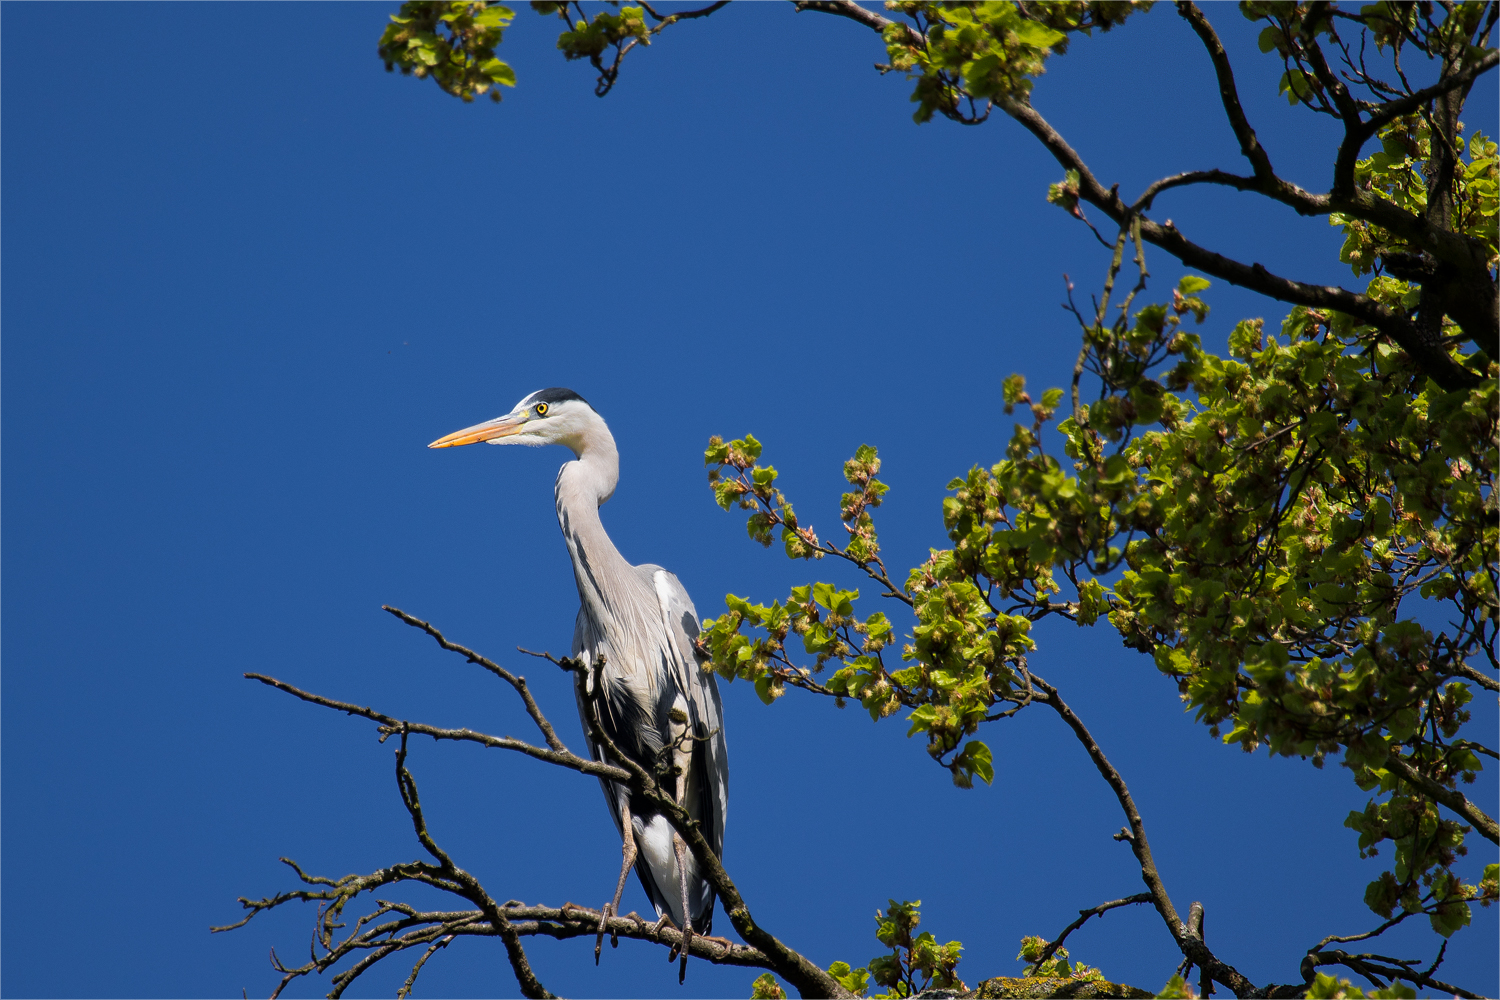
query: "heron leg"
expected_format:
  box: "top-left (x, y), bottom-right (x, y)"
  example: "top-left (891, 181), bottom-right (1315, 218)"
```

top-left (671, 736), bottom-right (694, 985)
top-left (596, 799), bottom-right (637, 965)
top-left (672, 832), bottom-right (692, 984)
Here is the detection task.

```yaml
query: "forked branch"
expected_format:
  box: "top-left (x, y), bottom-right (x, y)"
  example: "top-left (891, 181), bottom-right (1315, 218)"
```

top-left (225, 609), bottom-right (844, 999)
top-left (793, 0), bottom-right (1493, 390)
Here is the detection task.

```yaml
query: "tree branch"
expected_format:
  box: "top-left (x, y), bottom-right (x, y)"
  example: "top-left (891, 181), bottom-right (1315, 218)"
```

top-left (1306, 947), bottom-right (1482, 999)
top-left (638, 0), bottom-right (730, 25)
top-left (791, 0), bottom-right (904, 38)
top-left (1450, 661), bottom-right (1500, 693)
top-left (1175, 2), bottom-right (1278, 183)
top-left (1027, 893), bottom-right (1154, 975)
top-left (242, 672), bottom-right (631, 783)
top-left (792, 0), bottom-right (1490, 389)
top-left (570, 653), bottom-right (855, 998)
top-left (241, 610), bottom-right (851, 999)
top-left (393, 729), bottom-right (554, 999)
top-left (1030, 675), bottom-right (1258, 996)
top-left (382, 604), bottom-right (567, 752)
top-left (1342, 48), bottom-right (1500, 189)
top-left (1134, 169), bottom-right (1260, 212)
top-left (1384, 751), bottom-right (1499, 844)
top-left (995, 92), bottom-right (1482, 390)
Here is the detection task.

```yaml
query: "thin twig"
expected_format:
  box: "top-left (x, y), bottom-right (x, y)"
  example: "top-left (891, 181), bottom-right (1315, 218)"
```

top-left (383, 605), bottom-right (568, 752)
top-left (1027, 893), bottom-right (1153, 974)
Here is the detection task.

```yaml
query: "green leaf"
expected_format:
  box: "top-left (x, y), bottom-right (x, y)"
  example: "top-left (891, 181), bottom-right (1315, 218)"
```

top-left (750, 972), bottom-right (786, 999)
top-left (754, 672), bottom-right (784, 705)
top-left (1013, 21), bottom-right (1066, 50)
top-left (954, 740), bottom-right (994, 786)
top-left (480, 57), bottom-right (516, 86)
top-left (1002, 373), bottom-right (1026, 414)
top-left (1158, 974), bottom-right (1194, 999)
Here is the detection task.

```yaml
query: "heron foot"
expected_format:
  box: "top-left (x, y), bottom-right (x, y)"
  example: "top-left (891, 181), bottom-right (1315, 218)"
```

top-left (594, 901), bottom-right (615, 965)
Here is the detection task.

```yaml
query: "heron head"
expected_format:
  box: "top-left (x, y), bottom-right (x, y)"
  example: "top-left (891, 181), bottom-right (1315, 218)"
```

top-left (428, 388), bottom-right (599, 454)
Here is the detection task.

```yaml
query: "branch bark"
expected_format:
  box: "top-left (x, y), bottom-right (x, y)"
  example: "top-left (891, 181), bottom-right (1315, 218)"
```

top-left (570, 653), bottom-right (855, 998)
top-left (1384, 751), bottom-right (1500, 844)
top-left (1030, 675), bottom-right (1259, 997)
top-left (1027, 893), bottom-right (1154, 975)
top-left (793, 0), bottom-right (1494, 391)
top-left (239, 609), bottom-right (852, 999)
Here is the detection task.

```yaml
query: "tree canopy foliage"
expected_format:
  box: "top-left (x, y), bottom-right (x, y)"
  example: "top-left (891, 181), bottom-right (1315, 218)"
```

top-left (230, 2), bottom-right (1497, 997)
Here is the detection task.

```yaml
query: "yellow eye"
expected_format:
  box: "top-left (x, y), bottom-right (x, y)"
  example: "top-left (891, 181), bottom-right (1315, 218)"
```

top-left (535, 402), bottom-right (549, 416)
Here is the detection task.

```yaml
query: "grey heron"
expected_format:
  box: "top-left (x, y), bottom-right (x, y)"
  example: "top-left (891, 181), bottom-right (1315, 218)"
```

top-left (429, 388), bottom-right (728, 979)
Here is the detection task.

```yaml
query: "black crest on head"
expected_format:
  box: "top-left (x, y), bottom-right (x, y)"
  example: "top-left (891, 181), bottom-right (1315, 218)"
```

top-left (527, 387), bottom-right (592, 409)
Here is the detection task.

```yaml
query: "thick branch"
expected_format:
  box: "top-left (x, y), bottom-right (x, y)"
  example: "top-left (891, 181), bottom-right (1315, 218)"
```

top-left (996, 93), bottom-right (1482, 390)
top-left (1341, 48), bottom-right (1500, 192)
top-left (792, 0), bottom-right (905, 37)
top-left (1384, 751), bottom-right (1499, 844)
top-left (792, 0), bottom-right (1489, 389)
top-left (1451, 661), bottom-right (1500, 693)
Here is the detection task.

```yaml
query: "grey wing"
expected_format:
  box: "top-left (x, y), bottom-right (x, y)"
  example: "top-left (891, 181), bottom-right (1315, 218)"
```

top-left (645, 567), bottom-right (729, 861)
top-left (572, 604), bottom-right (633, 844)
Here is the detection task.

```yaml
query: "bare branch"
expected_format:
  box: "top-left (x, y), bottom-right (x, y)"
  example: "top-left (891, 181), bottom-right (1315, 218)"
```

top-left (995, 91), bottom-right (1483, 390)
top-left (1027, 893), bottom-right (1153, 975)
top-left (1030, 674), bottom-right (1257, 996)
top-left (792, 0), bottom-right (910, 39)
top-left (1345, 48), bottom-right (1500, 183)
top-left (1176, 2), bottom-right (1278, 182)
top-left (1309, 910), bottom-right (1416, 954)
top-left (638, 0), bottom-right (731, 24)
top-left (792, 0), bottom-right (1490, 388)
top-left (239, 610), bottom-right (851, 999)
top-left (244, 671), bottom-right (630, 781)
top-left (382, 605), bottom-right (568, 752)
top-left (1307, 947), bottom-right (1483, 999)
top-left (397, 934), bottom-right (452, 1000)
top-left (1133, 169), bottom-right (1259, 212)
top-left (393, 730), bottom-right (554, 999)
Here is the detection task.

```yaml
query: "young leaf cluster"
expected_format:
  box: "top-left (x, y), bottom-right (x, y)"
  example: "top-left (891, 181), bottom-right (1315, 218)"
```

top-left (877, 1), bottom-right (1151, 123)
top-left (1015, 933), bottom-right (1106, 982)
top-left (823, 900), bottom-right (964, 999)
top-left (378, 1), bottom-right (516, 101)
top-left (1331, 115), bottom-right (1498, 278)
top-left (699, 253), bottom-right (1496, 953)
top-left (700, 434), bottom-right (1014, 789)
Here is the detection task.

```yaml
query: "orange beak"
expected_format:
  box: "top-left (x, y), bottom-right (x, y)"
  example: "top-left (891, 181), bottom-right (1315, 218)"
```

top-left (428, 414), bottom-right (526, 449)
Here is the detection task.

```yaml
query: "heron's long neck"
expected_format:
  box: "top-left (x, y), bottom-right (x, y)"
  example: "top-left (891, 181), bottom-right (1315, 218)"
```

top-left (554, 418), bottom-right (632, 623)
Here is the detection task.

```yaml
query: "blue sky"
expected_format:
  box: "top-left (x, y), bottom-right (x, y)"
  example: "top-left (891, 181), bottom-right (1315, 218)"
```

top-left (2, 3), bottom-right (1495, 998)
